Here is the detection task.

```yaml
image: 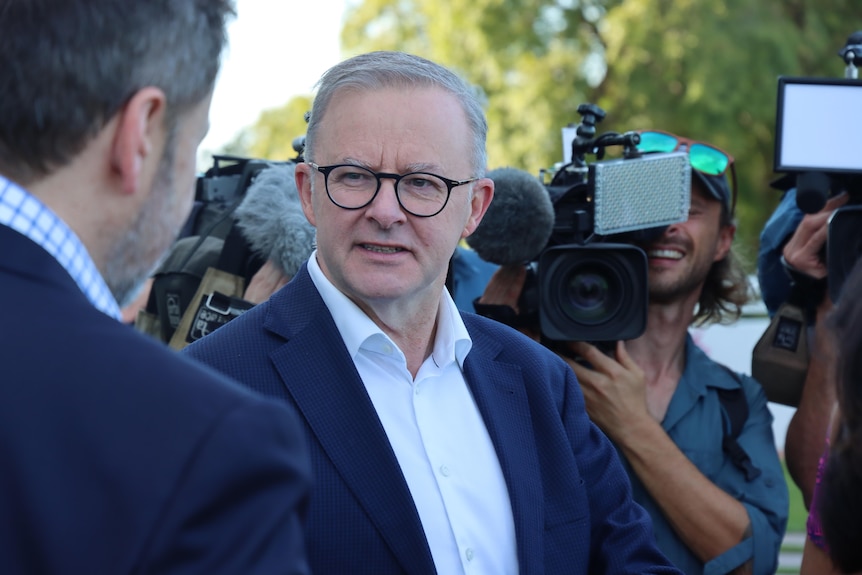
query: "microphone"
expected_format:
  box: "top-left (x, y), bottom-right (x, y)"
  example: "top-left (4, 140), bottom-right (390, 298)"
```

top-left (466, 167), bottom-right (555, 265)
top-left (234, 162), bottom-right (316, 278)
top-left (795, 171), bottom-right (831, 214)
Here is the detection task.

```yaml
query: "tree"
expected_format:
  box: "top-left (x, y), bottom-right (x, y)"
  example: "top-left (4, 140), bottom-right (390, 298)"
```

top-left (221, 95), bottom-right (313, 161)
top-left (338, 0), bottom-right (857, 263)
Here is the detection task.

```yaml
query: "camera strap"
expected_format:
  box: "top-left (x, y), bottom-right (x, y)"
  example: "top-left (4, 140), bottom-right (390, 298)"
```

top-left (716, 382), bottom-right (761, 481)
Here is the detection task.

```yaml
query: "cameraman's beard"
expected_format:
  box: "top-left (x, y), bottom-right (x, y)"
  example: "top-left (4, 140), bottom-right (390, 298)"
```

top-left (103, 144), bottom-right (181, 309)
top-left (648, 253), bottom-right (713, 305)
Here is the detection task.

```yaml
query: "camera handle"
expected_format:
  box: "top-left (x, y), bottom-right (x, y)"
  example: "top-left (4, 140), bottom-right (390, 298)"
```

top-left (569, 104), bottom-right (642, 165)
top-left (569, 104), bottom-right (606, 169)
top-left (839, 30), bottom-right (862, 79)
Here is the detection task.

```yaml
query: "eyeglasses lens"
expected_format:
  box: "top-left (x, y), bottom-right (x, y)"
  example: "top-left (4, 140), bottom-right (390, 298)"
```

top-left (637, 132), bottom-right (730, 176)
top-left (325, 165), bottom-right (449, 217)
top-left (688, 143), bottom-right (729, 176)
top-left (636, 131), bottom-right (679, 153)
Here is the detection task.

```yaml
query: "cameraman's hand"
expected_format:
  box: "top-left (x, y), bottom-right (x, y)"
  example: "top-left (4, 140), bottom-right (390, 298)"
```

top-left (782, 192), bottom-right (848, 279)
top-left (476, 264), bottom-right (540, 341)
top-left (477, 264), bottom-right (527, 311)
top-left (244, 260), bottom-right (290, 304)
top-left (563, 340), bottom-right (653, 443)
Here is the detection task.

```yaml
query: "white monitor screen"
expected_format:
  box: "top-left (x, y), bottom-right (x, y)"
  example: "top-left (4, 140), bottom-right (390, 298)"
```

top-left (775, 77), bottom-right (862, 173)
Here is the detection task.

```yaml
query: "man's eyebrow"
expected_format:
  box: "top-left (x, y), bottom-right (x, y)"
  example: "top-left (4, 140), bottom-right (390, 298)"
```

top-left (340, 159), bottom-right (446, 174)
top-left (404, 162), bottom-right (445, 173)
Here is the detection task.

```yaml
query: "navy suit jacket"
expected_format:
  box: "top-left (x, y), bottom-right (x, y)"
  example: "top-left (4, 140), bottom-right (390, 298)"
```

top-left (0, 224), bottom-right (312, 575)
top-left (184, 264), bottom-right (682, 575)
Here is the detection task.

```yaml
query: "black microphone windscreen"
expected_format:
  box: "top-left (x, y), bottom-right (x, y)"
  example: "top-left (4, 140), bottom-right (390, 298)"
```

top-left (234, 162), bottom-right (316, 278)
top-left (795, 171), bottom-right (831, 214)
top-left (466, 167), bottom-right (555, 265)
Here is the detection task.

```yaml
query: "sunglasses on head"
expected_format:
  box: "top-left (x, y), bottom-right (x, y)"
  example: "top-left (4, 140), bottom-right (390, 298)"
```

top-left (635, 130), bottom-right (737, 215)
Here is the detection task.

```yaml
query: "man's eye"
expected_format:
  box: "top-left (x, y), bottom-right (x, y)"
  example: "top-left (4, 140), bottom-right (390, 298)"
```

top-left (403, 174), bottom-right (445, 193)
top-left (333, 168), bottom-right (374, 185)
top-left (408, 177), bottom-right (431, 188)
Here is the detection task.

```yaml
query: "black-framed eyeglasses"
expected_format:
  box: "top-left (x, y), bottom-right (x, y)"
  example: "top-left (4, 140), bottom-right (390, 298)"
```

top-left (307, 162), bottom-right (478, 218)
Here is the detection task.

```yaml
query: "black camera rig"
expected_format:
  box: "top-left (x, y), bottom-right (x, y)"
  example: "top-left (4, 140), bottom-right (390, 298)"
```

top-left (773, 31), bottom-right (862, 303)
top-left (505, 104), bottom-right (691, 343)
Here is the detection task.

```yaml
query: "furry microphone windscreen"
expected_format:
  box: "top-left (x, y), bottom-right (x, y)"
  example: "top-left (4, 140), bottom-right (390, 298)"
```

top-left (234, 162), bottom-right (316, 278)
top-left (466, 167), bottom-right (555, 265)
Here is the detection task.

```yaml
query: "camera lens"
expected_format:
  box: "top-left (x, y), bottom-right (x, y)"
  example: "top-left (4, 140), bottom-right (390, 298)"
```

top-left (538, 244), bottom-right (648, 342)
top-left (558, 263), bottom-right (622, 325)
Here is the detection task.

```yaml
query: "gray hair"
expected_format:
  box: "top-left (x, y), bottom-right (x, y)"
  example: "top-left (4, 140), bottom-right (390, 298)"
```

top-left (304, 51), bottom-right (488, 177)
top-left (0, 0), bottom-right (236, 184)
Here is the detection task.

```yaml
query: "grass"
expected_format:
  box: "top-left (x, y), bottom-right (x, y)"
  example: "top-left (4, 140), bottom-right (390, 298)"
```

top-left (779, 459), bottom-right (807, 575)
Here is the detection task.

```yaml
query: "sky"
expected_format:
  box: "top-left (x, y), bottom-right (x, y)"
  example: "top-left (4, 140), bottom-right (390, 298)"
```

top-left (199, 0), bottom-right (349, 163)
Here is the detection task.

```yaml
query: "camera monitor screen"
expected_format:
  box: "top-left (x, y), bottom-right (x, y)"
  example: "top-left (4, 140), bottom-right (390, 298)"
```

top-left (775, 77), bottom-right (862, 173)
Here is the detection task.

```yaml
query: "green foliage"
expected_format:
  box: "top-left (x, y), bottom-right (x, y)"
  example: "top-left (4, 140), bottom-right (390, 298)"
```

top-left (593, 0), bottom-right (855, 264)
top-left (222, 95), bottom-right (313, 161)
top-left (335, 0), bottom-right (857, 266)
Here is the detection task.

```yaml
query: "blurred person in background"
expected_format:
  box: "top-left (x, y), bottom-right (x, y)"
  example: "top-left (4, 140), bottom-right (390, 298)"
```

top-left (817, 256), bottom-right (862, 574)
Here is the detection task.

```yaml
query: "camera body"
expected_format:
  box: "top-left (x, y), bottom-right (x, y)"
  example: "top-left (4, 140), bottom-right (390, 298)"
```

top-left (522, 105), bottom-right (691, 342)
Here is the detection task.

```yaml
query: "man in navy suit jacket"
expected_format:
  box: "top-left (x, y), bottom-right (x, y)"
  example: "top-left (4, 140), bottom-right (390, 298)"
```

top-left (0, 1), bottom-right (311, 573)
top-left (184, 51), bottom-right (681, 574)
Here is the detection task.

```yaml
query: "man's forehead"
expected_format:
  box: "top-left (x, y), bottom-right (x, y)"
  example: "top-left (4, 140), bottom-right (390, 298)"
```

top-left (691, 179), bottom-right (719, 204)
top-left (313, 87), bottom-right (472, 167)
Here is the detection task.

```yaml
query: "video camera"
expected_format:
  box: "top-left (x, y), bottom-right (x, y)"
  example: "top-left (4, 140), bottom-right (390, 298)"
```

top-left (469, 103), bottom-right (691, 343)
top-left (137, 136), bottom-right (312, 348)
top-left (752, 31), bottom-right (862, 406)
top-left (773, 31), bottom-right (862, 303)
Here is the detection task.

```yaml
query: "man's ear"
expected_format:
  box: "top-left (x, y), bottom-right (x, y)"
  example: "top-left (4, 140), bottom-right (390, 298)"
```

top-left (294, 162), bottom-right (317, 227)
top-left (462, 177), bottom-right (494, 238)
top-left (715, 223), bottom-right (735, 262)
top-left (111, 87), bottom-right (168, 197)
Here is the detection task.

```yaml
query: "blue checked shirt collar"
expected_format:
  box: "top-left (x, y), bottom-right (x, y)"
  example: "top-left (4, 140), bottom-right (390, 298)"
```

top-left (0, 175), bottom-right (122, 320)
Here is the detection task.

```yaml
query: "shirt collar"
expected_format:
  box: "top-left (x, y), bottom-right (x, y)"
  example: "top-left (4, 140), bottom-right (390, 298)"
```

top-left (0, 176), bottom-right (121, 320)
top-left (306, 250), bottom-right (472, 368)
top-left (661, 332), bottom-right (741, 431)
top-left (681, 333), bottom-right (740, 393)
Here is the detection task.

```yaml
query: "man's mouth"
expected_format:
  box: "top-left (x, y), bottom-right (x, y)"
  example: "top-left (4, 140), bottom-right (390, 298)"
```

top-left (647, 248), bottom-right (684, 260)
top-left (361, 244), bottom-right (404, 254)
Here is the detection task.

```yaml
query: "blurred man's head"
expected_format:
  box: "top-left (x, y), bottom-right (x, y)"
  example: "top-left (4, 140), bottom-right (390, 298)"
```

top-left (0, 0), bottom-right (233, 184)
top-left (0, 0), bottom-right (235, 306)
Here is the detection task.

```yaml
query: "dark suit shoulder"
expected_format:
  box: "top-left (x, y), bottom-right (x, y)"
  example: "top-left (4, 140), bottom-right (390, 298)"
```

top-left (1, 263), bottom-right (311, 574)
top-left (462, 312), bottom-right (569, 370)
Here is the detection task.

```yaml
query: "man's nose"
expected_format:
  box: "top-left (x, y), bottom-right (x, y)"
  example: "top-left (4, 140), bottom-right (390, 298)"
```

top-left (366, 178), bottom-right (407, 222)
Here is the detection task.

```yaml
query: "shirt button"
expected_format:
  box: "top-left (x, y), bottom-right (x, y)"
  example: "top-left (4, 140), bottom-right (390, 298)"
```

top-left (465, 548), bottom-right (474, 561)
top-left (440, 465), bottom-right (450, 477)
top-left (382, 343), bottom-right (393, 354)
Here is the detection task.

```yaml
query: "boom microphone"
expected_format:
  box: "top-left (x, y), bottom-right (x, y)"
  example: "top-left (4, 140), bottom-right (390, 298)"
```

top-left (234, 162), bottom-right (316, 278)
top-left (466, 167), bottom-right (555, 265)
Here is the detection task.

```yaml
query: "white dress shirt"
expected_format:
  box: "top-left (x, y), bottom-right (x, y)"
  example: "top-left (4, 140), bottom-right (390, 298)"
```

top-left (308, 252), bottom-right (518, 575)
